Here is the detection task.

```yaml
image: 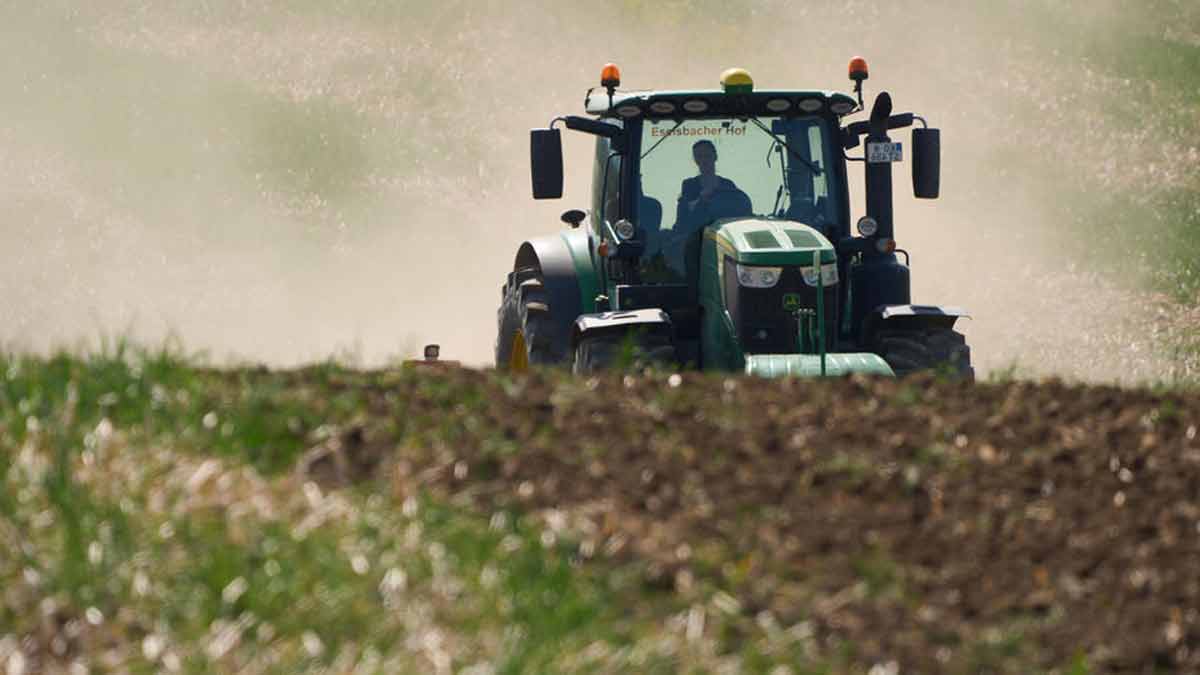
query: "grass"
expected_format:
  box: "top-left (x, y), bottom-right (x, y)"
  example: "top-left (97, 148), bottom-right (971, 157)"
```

top-left (0, 344), bottom-right (332, 474)
top-left (0, 349), bottom-right (861, 672)
top-left (958, 1), bottom-right (1200, 284)
top-left (8, 349), bottom-right (1200, 670)
top-left (3, 429), bottom-right (636, 671)
top-left (960, 0), bottom-right (1200, 376)
top-left (1091, 188), bottom-right (1200, 302)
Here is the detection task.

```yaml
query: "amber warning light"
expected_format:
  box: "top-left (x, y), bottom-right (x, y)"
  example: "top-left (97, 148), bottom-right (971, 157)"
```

top-left (848, 56), bottom-right (869, 82)
top-left (600, 63), bottom-right (621, 89)
top-left (848, 56), bottom-right (869, 109)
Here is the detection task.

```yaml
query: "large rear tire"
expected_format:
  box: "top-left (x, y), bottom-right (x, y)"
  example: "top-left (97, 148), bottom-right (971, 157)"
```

top-left (875, 328), bottom-right (974, 380)
top-left (495, 267), bottom-right (565, 371)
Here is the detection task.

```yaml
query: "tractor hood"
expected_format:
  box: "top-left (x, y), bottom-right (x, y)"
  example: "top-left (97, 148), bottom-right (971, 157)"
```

top-left (707, 218), bottom-right (836, 266)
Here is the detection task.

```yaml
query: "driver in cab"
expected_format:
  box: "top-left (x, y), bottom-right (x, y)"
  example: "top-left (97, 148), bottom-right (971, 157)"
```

top-left (672, 140), bottom-right (749, 232)
top-left (644, 139), bottom-right (752, 282)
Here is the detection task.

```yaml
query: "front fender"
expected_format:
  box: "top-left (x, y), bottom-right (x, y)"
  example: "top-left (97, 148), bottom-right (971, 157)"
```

top-left (570, 309), bottom-right (672, 346)
top-left (512, 228), bottom-right (600, 359)
top-left (862, 304), bottom-right (969, 342)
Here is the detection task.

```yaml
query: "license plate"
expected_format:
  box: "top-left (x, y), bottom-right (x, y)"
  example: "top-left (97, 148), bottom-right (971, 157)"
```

top-left (867, 141), bottom-right (903, 163)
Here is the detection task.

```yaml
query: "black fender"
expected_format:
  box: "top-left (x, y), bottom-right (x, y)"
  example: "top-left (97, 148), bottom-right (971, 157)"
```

top-left (566, 306), bottom-right (672, 348)
top-left (862, 304), bottom-right (969, 343)
top-left (511, 228), bottom-right (590, 360)
top-left (571, 309), bottom-right (673, 346)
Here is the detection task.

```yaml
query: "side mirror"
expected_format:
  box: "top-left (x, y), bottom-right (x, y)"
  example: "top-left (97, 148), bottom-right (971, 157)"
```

top-left (912, 128), bottom-right (940, 199)
top-left (530, 128), bottom-right (564, 199)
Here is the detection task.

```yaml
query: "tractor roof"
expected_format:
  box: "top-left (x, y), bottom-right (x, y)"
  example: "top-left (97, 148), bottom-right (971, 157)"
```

top-left (585, 89), bottom-right (859, 119)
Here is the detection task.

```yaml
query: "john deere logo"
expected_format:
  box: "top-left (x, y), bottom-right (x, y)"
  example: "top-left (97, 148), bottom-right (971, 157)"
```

top-left (782, 293), bottom-right (803, 312)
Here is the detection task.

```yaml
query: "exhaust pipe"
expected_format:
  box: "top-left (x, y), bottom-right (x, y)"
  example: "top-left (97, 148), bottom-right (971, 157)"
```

top-left (864, 92), bottom-right (895, 244)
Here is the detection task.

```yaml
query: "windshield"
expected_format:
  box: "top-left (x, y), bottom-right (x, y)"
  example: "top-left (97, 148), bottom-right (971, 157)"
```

top-left (638, 115), bottom-right (838, 240)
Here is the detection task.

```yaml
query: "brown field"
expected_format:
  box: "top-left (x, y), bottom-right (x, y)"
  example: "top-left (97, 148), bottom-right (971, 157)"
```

top-left (305, 367), bottom-right (1200, 672)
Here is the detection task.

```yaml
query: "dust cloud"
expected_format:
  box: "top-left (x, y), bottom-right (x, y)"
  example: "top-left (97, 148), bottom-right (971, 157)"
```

top-left (0, 2), bottom-right (1187, 381)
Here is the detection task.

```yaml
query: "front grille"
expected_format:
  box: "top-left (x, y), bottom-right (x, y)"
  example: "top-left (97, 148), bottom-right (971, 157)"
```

top-left (726, 262), bottom-right (838, 354)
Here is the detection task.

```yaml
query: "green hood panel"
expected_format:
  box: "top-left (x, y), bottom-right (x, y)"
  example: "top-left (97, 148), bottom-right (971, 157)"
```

top-left (709, 219), bottom-right (836, 265)
top-left (745, 353), bottom-right (895, 378)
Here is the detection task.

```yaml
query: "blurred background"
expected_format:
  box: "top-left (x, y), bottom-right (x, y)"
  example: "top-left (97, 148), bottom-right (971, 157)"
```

top-left (0, 1), bottom-right (1197, 381)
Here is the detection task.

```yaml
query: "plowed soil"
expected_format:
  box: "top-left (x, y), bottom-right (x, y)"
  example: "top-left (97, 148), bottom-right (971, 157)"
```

top-left (302, 368), bottom-right (1200, 672)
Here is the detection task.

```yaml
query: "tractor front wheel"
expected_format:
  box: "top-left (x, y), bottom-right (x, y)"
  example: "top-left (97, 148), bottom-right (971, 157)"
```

top-left (495, 267), bottom-right (564, 371)
top-left (875, 328), bottom-right (974, 380)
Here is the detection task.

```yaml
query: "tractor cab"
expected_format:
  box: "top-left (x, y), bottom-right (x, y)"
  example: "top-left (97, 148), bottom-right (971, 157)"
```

top-left (635, 113), bottom-right (840, 279)
top-left (575, 70), bottom-right (855, 274)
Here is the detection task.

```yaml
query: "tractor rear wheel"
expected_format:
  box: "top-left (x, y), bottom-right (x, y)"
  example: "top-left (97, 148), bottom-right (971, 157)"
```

top-left (495, 266), bottom-right (565, 371)
top-left (875, 328), bottom-right (974, 380)
top-left (571, 332), bottom-right (677, 374)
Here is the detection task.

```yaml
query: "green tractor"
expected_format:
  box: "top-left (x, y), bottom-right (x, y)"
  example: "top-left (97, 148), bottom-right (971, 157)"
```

top-left (497, 59), bottom-right (972, 378)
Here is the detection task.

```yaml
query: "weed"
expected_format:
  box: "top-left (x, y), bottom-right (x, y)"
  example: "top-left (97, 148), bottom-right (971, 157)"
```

top-left (851, 548), bottom-right (903, 598)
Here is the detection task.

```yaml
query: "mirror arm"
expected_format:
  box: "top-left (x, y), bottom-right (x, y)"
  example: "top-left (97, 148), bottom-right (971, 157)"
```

top-left (844, 112), bottom-right (919, 144)
top-left (844, 120), bottom-right (870, 139)
top-left (561, 115), bottom-right (624, 139)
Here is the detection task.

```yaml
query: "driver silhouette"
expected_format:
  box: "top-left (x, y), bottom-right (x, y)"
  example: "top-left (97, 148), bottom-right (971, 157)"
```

top-left (671, 140), bottom-right (750, 232)
top-left (648, 139), bottom-right (752, 281)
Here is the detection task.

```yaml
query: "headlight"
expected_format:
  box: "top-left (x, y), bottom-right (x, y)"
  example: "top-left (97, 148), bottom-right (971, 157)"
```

top-left (801, 263), bottom-right (838, 287)
top-left (736, 264), bottom-right (782, 288)
top-left (856, 216), bottom-right (878, 237)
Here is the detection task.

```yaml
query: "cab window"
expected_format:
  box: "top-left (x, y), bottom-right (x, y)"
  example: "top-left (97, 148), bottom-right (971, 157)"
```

top-left (601, 153), bottom-right (622, 223)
